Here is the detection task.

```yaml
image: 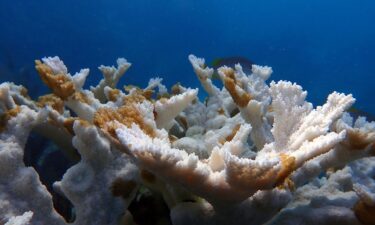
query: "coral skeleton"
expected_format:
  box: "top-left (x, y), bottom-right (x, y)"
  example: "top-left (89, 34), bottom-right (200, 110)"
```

top-left (0, 55), bottom-right (374, 225)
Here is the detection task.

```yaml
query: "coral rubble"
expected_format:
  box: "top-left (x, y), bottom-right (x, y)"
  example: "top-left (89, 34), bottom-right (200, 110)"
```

top-left (0, 55), bottom-right (374, 225)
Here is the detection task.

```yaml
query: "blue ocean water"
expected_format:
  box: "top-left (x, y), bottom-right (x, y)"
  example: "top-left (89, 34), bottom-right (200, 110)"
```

top-left (0, 0), bottom-right (374, 115)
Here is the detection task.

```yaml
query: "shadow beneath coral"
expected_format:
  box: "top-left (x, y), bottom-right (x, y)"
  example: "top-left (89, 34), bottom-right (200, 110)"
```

top-left (24, 131), bottom-right (76, 222)
top-left (129, 188), bottom-right (172, 225)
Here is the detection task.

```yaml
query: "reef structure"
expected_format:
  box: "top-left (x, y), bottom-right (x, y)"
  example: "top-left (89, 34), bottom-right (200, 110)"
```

top-left (0, 55), bottom-right (374, 225)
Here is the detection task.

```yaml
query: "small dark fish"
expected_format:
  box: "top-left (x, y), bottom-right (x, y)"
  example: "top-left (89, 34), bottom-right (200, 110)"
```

top-left (211, 56), bottom-right (254, 74)
top-left (347, 107), bottom-right (375, 122)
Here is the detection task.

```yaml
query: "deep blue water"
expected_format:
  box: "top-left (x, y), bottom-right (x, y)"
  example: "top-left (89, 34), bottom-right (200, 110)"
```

top-left (1, 0), bottom-right (374, 115)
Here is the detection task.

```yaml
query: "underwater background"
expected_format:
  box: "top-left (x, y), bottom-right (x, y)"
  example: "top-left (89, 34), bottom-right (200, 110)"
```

top-left (0, 0), bottom-right (374, 114)
top-left (1, 1), bottom-right (375, 224)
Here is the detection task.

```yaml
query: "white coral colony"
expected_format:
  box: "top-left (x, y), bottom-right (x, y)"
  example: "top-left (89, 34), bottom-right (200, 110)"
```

top-left (0, 55), bottom-right (374, 225)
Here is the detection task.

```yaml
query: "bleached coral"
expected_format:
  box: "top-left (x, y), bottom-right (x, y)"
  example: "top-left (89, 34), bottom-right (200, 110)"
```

top-left (4, 211), bottom-right (33, 225)
top-left (53, 121), bottom-right (139, 225)
top-left (0, 85), bottom-right (66, 225)
top-left (0, 54), bottom-right (374, 225)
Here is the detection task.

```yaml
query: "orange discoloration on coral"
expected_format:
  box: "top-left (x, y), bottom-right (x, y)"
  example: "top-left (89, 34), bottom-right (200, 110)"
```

top-left (221, 67), bottom-right (251, 107)
top-left (94, 103), bottom-right (155, 139)
top-left (228, 164), bottom-right (274, 190)
top-left (227, 160), bottom-right (279, 190)
top-left (19, 86), bottom-right (29, 98)
top-left (123, 95), bottom-right (144, 105)
top-left (142, 89), bottom-right (154, 100)
top-left (72, 91), bottom-right (91, 105)
top-left (37, 94), bottom-right (64, 113)
top-left (35, 60), bottom-right (75, 100)
top-left (6, 106), bottom-right (21, 117)
top-left (111, 178), bottom-right (137, 199)
top-left (176, 115), bottom-right (188, 129)
top-left (267, 105), bottom-right (274, 112)
top-left (226, 124), bottom-right (241, 142)
top-left (277, 177), bottom-right (295, 191)
top-left (344, 129), bottom-right (375, 150)
top-left (123, 91), bottom-right (149, 105)
top-left (63, 117), bottom-right (78, 135)
top-left (62, 118), bottom-right (90, 135)
top-left (275, 153), bottom-right (296, 187)
top-left (124, 85), bottom-right (139, 93)
top-left (217, 108), bottom-right (225, 115)
top-left (74, 118), bottom-right (91, 128)
top-left (123, 86), bottom-right (154, 100)
top-left (107, 89), bottom-right (121, 102)
top-left (180, 116), bottom-right (188, 129)
top-left (171, 83), bottom-right (183, 95)
top-left (0, 106), bottom-right (21, 132)
top-left (169, 135), bottom-right (178, 143)
top-left (220, 124), bottom-right (241, 145)
top-left (354, 200), bottom-right (375, 225)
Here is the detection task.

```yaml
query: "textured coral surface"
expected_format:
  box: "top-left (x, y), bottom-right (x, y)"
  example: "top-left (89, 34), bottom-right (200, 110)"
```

top-left (0, 55), bottom-right (374, 225)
